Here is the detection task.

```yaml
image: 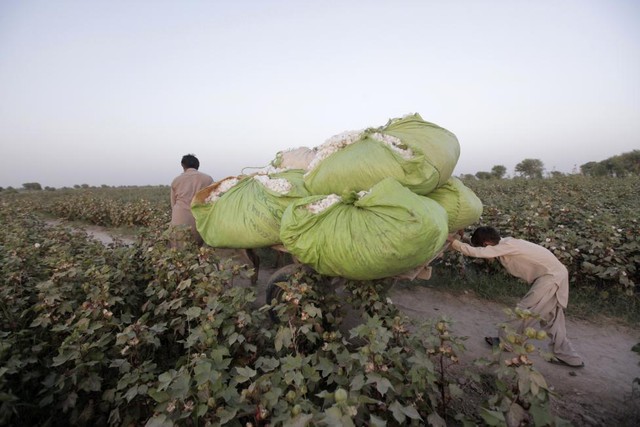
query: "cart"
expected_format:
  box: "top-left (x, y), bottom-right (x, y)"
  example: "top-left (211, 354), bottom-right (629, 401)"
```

top-left (259, 241), bottom-right (452, 310)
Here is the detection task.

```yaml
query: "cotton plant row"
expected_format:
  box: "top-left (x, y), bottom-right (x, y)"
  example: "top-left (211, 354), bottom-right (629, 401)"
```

top-left (0, 204), bottom-right (563, 426)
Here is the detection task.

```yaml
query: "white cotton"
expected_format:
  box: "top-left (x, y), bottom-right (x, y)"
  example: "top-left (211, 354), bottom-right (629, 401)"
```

top-left (255, 164), bottom-right (287, 175)
top-left (205, 177), bottom-right (240, 203)
top-left (370, 132), bottom-right (414, 159)
top-left (305, 130), bottom-right (364, 173)
top-left (357, 190), bottom-right (370, 199)
top-left (254, 175), bottom-right (292, 194)
top-left (306, 194), bottom-right (342, 214)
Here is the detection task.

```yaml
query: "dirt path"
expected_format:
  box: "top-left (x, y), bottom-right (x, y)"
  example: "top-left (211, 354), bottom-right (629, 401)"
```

top-left (389, 283), bottom-right (640, 426)
top-left (45, 219), bottom-right (136, 246)
top-left (65, 225), bottom-right (640, 425)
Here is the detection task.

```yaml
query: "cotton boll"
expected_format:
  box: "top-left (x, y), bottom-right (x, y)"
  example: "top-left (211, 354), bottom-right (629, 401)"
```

top-left (370, 133), bottom-right (414, 159)
top-left (205, 177), bottom-right (240, 203)
top-left (255, 165), bottom-right (287, 175)
top-left (306, 194), bottom-right (342, 214)
top-left (305, 130), bottom-right (364, 173)
top-left (254, 175), bottom-right (292, 194)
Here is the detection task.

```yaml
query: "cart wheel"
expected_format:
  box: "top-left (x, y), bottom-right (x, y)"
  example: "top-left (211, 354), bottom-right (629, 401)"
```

top-left (265, 263), bottom-right (310, 321)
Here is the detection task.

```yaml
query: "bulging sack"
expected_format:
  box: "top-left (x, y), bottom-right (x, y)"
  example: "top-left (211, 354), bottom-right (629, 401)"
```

top-left (426, 177), bottom-right (483, 232)
top-left (280, 178), bottom-right (449, 280)
top-left (271, 147), bottom-right (316, 170)
top-left (303, 113), bottom-right (460, 196)
top-left (191, 170), bottom-right (309, 248)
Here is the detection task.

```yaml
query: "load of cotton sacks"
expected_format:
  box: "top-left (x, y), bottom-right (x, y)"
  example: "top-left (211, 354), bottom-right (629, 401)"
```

top-left (191, 113), bottom-right (482, 280)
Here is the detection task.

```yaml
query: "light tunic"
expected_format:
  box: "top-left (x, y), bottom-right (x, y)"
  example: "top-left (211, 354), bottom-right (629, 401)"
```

top-left (450, 237), bottom-right (583, 365)
top-left (450, 237), bottom-right (569, 307)
top-left (170, 168), bottom-right (213, 243)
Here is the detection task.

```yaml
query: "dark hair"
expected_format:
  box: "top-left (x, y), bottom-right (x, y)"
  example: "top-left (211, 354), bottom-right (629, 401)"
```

top-left (471, 226), bottom-right (501, 247)
top-left (181, 154), bottom-right (200, 170)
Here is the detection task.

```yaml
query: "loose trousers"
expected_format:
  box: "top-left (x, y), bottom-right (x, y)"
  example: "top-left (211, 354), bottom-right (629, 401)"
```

top-left (499, 274), bottom-right (583, 365)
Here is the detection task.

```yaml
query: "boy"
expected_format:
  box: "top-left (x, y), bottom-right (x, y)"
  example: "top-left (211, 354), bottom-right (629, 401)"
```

top-left (170, 154), bottom-right (214, 246)
top-left (448, 226), bottom-right (584, 367)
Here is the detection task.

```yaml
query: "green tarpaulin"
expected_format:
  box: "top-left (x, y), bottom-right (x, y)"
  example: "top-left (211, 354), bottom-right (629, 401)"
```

top-left (280, 178), bottom-right (449, 280)
top-left (426, 177), bottom-right (483, 232)
top-left (303, 113), bottom-right (460, 196)
top-left (191, 170), bottom-right (309, 248)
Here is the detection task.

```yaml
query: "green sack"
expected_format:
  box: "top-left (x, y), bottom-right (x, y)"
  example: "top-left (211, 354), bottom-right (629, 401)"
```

top-left (191, 170), bottom-right (309, 248)
top-left (303, 113), bottom-right (460, 196)
top-left (426, 177), bottom-right (483, 232)
top-left (280, 178), bottom-right (449, 280)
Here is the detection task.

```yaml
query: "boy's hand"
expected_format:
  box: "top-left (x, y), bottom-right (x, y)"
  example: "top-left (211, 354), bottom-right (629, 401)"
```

top-left (447, 232), bottom-right (461, 243)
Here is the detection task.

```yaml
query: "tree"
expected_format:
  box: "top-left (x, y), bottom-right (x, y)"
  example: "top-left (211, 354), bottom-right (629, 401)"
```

top-left (491, 165), bottom-right (507, 179)
top-left (475, 171), bottom-right (493, 180)
top-left (459, 174), bottom-right (477, 181)
top-left (515, 159), bottom-right (544, 179)
top-left (580, 150), bottom-right (640, 177)
top-left (22, 182), bottom-right (42, 191)
top-left (619, 150), bottom-right (640, 175)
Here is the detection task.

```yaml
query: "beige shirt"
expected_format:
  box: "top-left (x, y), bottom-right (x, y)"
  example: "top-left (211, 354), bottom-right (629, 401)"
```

top-left (451, 237), bottom-right (569, 306)
top-left (170, 168), bottom-right (214, 228)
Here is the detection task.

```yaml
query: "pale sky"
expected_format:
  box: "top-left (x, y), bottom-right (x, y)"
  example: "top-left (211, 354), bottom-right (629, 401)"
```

top-left (1, 0), bottom-right (638, 188)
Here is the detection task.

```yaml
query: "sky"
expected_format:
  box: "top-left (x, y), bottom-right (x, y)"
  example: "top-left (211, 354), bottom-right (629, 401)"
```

top-left (0, 0), bottom-right (639, 188)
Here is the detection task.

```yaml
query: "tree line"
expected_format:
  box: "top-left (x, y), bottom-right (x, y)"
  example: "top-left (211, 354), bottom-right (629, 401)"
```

top-left (462, 150), bottom-right (639, 180)
top-left (2, 151), bottom-right (638, 191)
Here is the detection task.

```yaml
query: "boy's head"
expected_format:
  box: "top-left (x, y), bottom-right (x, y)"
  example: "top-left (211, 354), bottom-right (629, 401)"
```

top-left (471, 226), bottom-right (501, 247)
top-left (181, 154), bottom-right (200, 170)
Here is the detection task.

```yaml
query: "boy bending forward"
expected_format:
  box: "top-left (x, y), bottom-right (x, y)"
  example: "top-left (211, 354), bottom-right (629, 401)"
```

top-left (448, 226), bottom-right (584, 368)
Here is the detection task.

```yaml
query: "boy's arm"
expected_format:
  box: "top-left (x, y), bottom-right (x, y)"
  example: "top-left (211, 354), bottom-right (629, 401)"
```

top-left (450, 239), bottom-right (514, 259)
top-left (170, 186), bottom-right (177, 208)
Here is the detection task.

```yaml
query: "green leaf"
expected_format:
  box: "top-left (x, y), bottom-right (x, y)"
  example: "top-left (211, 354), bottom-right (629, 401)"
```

top-left (124, 385), bottom-right (138, 403)
top-left (235, 366), bottom-right (257, 383)
top-left (448, 383), bottom-right (464, 398)
top-left (529, 403), bottom-right (553, 426)
top-left (168, 370), bottom-right (191, 400)
top-left (316, 357), bottom-right (335, 378)
top-left (366, 373), bottom-right (394, 396)
top-left (79, 372), bottom-right (102, 392)
top-left (369, 414), bottom-right (387, 427)
top-left (480, 408), bottom-right (506, 426)
top-left (177, 278), bottom-right (192, 291)
top-left (350, 373), bottom-right (365, 391)
top-left (402, 404), bottom-right (422, 420)
top-left (275, 326), bottom-right (293, 351)
top-left (157, 370), bottom-right (176, 391)
top-left (228, 332), bottom-right (239, 345)
top-left (62, 392), bottom-right (78, 412)
top-left (52, 350), bottom-right (78, 367)
top-left (283, 413), bottom-right (314, 427)
top-left (145, 414), bottom-right (174, 427)
top-left (256, 356), bottom-right (280, 372)
top-left (427, 412), bottom-right (447, 427)
top-left (506, 402), bottom-right (526, 427)
top-left (196, 403), bottom-right (208, 417)
top-left (193, 361), bottom-right (214, 385)
top-left (216, 407), bottom-right (238, 424)
top-left (185, 306), bottom-right (201, 320)
top-left (389, 401), bottom-right (405, 424)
